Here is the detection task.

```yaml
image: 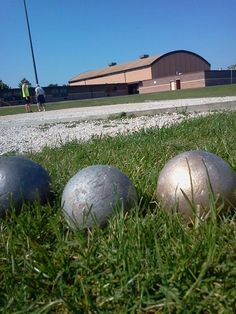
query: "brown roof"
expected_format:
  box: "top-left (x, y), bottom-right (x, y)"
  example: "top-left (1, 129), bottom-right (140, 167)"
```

top-left (69, 55), bottom-right (160, 83)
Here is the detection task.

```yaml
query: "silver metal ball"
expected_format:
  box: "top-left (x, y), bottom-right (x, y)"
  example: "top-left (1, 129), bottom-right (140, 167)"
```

top-left (0, 156), bottom-right (51, 218)
top-left (61, 165), bottom-right (138, 229)
top-left (156, 150), bottom-right (236, 219)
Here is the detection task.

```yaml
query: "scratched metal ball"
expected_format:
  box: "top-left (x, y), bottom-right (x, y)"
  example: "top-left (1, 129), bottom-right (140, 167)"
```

top-left (61, 165), bottom-right (138, 229)
top-left (0, 156), bottom-right (51, 218)
top-left (156, 150), bottom-right (236, 219)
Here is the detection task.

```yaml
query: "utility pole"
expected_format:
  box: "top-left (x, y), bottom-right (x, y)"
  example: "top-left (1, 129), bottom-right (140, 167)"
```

top-left (23, 0), bottom-right (39, 84)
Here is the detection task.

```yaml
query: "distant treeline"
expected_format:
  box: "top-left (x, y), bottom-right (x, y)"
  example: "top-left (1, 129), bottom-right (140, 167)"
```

top-left (0, 84), bottom-right (128, 106)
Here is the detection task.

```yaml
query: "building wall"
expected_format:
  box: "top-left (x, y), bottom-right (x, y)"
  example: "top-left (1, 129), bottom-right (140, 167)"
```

top-left (151, 51), bottom-right (210, 78)
top-left (70, 67), bottom-right (152, 86)
top-left (123, 67), bottom-right (152, 83)
top-left (139, 72), bottom-right (206, 94)
top-left (70, 72), bottom-right (126, 85)
top-left (139, 70), bottom-right (236, 94)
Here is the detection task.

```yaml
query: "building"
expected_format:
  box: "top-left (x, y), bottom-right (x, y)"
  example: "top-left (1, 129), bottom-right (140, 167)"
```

top-left (69, 50), bottom-right (210, 92)
top-left (69, 50), bottom-right (235, 94)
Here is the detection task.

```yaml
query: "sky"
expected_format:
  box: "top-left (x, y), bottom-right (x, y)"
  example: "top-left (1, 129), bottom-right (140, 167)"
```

top-left (1, 0), bottom-right (236, 88)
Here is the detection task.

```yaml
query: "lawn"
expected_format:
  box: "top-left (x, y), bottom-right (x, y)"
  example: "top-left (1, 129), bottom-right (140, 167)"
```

top-left (0, 83), bottom-right (236, 116)
top-left (0, 110), bottom-right (236, 313)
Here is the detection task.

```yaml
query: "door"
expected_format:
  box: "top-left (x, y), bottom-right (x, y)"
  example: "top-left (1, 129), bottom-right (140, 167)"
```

top-left (176, 79), bottom-right (181, 90)
top-left (170, 81), bottom-right (176, 91)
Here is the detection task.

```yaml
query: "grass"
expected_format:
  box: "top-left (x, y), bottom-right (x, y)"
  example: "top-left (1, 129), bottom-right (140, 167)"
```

top-left (0, 110), bottom-right (236, 313)
top-left (0, 83), bottom-right (236, 116)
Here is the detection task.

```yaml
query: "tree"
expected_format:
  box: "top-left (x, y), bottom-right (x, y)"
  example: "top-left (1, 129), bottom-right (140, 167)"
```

top-left (0, 80), bottom-right (10, 90)
top-left (227, 64), bottom-right (236, 70)
top-left (48, 83), bottom-right (58, 87)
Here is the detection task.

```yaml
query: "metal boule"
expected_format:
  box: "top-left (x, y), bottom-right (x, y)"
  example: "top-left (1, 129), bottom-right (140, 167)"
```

top-left (61, 164), bottom-right (138, 229)
top-left (0, 156), bottom-right (51, 218)
top-left (156, 150), bottom-right (236, 219)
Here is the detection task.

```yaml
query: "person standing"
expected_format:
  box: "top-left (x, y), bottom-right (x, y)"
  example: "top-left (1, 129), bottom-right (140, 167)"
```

top-left (35, 84), bottom-right (46, 112)
top-left (22, 79), bottom-right (33, 113)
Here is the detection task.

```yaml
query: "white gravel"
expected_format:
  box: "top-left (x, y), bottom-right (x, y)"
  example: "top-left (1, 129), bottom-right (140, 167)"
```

top-left (1, 97), bottom-right (236, 155)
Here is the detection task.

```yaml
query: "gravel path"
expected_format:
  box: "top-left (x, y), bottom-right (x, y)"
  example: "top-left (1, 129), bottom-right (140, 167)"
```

top-left (1, 97), bottom-right (236, 155)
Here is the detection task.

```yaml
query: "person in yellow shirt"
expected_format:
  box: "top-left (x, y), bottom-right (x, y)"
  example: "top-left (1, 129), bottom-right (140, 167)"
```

top-left (22, 79), bottom-right (33, 113)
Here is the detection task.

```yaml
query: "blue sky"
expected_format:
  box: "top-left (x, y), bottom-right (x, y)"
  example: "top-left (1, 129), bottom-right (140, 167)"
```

top-left (1, 0), bottom-right (236, 88)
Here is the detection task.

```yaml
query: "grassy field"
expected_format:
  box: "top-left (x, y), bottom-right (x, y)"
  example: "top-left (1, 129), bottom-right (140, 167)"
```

top-left (0, 83), bottom-right (236, 116)
top-left (0, 110), bottom-right (236, 312)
